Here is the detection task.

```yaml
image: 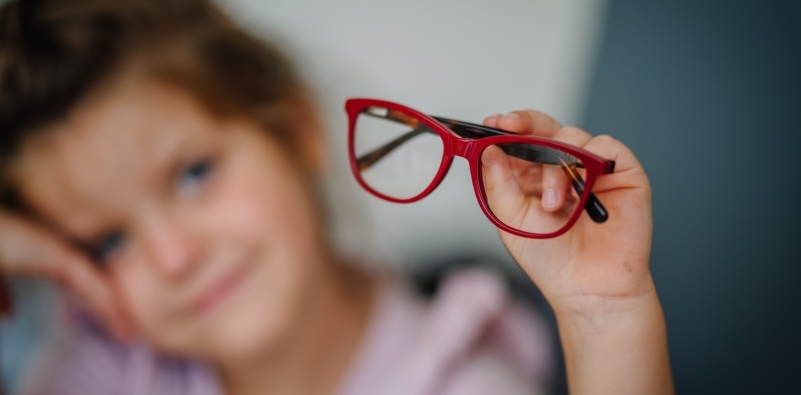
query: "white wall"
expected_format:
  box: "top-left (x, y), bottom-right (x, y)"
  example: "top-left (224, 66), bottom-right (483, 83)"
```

top-left (221, 0), bottom-right (609, 267)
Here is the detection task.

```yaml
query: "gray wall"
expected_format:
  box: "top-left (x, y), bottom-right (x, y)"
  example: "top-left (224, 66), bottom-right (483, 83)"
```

top-left (581, 1), bottom-right (801, 393)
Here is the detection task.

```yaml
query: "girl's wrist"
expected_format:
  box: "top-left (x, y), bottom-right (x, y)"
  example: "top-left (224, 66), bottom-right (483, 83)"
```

top-left (549, 272), bottom-right (659, 323)
top-left (553, 285), bottom-right (674, 395)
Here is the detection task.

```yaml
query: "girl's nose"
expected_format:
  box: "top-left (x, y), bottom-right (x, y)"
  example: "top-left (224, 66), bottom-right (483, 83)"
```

top-left (139, 214), bottom-right (202, 280)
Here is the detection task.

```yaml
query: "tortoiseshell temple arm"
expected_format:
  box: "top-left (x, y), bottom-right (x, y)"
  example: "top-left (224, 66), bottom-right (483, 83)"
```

top-left (356, 127), bottom-right (428, 171)
top-left (357, 109), bottom-right (614, 223)
top-left (356, 107), bottom-right (422, 170)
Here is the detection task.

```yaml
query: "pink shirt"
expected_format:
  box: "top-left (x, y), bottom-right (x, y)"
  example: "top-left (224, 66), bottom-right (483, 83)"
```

top-left (19, 269), bottom-right (552, 395)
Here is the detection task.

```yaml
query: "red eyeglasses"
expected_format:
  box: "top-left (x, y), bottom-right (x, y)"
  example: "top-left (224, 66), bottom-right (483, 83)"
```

top-left (345, 98), bottom-right (616, 238)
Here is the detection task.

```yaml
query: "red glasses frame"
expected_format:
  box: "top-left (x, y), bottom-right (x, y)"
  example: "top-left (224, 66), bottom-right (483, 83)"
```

top-left (345, 98), bottom-right (616, 238)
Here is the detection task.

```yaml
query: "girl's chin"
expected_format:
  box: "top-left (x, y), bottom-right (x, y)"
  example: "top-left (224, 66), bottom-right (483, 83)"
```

top-left (192, 299), bottom-right (297, 364)
top-left (138, 289), bottom-right (292, 364)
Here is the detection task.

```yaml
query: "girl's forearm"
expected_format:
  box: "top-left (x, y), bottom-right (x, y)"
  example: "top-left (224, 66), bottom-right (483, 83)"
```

top-left (554, 286), bottom-right (674, 395)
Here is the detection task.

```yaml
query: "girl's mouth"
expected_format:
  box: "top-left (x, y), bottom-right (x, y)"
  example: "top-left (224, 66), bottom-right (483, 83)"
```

top-left (191, 260), bottom-right (251, 315)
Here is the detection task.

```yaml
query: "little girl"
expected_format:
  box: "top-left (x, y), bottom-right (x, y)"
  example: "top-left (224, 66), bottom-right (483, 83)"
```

top-left (0, 0), bottom-right (672, 394)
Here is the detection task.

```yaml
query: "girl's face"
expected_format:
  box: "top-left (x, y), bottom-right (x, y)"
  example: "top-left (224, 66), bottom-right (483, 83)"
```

top-left (12, 78), bottom-right (329, 362)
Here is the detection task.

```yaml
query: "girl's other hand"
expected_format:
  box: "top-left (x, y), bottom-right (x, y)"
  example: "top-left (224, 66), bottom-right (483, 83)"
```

top-left (0, 209), bottom-right (130, 340)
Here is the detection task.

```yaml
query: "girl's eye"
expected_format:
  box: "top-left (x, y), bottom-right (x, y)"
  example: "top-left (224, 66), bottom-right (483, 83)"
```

top-left (90, 231), bottom-right (126, 265)
top-left (177, 158), bottom-right (215, 195)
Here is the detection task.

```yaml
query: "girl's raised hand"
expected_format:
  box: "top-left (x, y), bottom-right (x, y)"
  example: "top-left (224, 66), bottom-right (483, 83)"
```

top-left (0, 209), bottom-right (130, 340)
top-left (481, 110), bottom-right (672, 395)
top-left (481, 110), bottom-right (654, 314)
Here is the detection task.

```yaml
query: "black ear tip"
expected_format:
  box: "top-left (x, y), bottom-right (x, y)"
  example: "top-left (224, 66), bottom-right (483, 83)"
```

top-left (585, 194), bottom-right (609, 223)
top-left (589, 208), bottom-right (609, 223)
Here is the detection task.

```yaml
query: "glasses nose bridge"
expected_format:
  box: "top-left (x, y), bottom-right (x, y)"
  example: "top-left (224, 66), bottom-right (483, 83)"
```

top-left (447, 136), bottom-right (474, 159)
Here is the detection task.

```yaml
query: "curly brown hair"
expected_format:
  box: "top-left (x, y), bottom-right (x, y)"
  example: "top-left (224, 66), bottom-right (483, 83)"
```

top-left (0, 0), bottom-right (312, 198)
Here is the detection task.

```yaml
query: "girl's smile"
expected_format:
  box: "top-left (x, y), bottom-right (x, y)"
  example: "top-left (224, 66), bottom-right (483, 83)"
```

top-left (190, 249), bottom-right (254, 316)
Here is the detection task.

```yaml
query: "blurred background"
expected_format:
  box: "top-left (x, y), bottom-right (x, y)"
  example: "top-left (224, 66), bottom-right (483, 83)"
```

top-left (2, 0), bottom-right (800, 393)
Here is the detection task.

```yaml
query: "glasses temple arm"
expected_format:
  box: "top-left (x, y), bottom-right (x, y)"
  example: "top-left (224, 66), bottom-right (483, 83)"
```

top-left (355, 127), bottom-right (429, 170)
top-left (559, 160), bottom-right (609, 223)
top-left (357, 109), bottom-right (460, 171)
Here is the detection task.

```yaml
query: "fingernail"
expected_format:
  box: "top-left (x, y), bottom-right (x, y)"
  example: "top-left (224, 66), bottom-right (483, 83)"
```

top-left (503, 112), bottom-right (521, 120)
top-left (543, 188), bottom-right (558, 208)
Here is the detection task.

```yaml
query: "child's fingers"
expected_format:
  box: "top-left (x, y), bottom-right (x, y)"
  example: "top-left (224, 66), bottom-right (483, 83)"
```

top-left (484, 111), bottom-right (627, 215)
top-left (35, 247), bottom-right (130, 341)
top-left (582, 134), bottom-right (643, 174)
top-left (494, 110), bottom-right (562, 136)
top-left (541, 165), bottom-right (569, 212)
top-left (582, 135), bottom-right (649, 194)
top-left (483, 110), bottom-right (562, 137)
top-left (539, 126), bottom-right (593, 211)
top-left (0, 212), bottom-right (131, 340)
top-left (486, 111), bottom-right (593, 212)
top-left (481, 145), bottom-right (525, 226)
top-left (56, 254), bottom-right (132, 341)
top-left (553, 126), bottom-right (594, 147)
top-left (482, 114), bottom-right (503, 128)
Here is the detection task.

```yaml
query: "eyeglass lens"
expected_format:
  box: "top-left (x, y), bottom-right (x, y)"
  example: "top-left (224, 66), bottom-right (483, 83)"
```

top-left (353, 106), bottom-right (444, 200)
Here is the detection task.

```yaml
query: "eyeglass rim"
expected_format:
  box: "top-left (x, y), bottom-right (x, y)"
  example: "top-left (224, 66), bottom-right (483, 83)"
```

top-left (345, 97), bottom-right (615, 238)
